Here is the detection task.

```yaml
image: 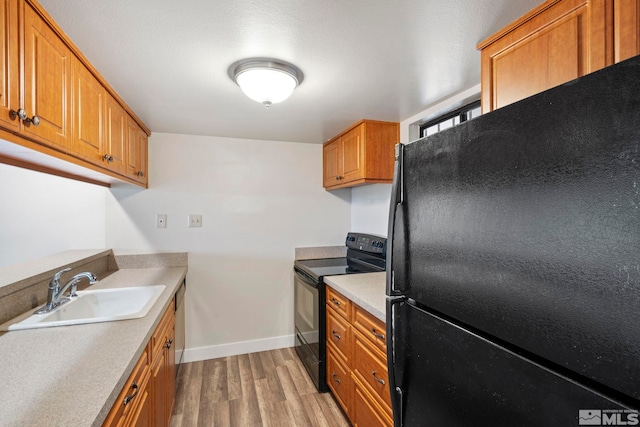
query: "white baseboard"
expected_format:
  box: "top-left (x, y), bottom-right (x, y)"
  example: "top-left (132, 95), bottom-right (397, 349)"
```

top-left (181, 334), bottom-right (295, 363)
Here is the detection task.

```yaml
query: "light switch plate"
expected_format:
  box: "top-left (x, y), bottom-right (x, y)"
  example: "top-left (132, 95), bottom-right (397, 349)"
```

top-left (188, 214), bottom-right (202, 228)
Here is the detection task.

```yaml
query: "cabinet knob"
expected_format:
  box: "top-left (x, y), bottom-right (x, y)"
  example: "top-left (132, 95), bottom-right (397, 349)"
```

top-left (9, 109), bottom-right (40, 126)
top-left (336, 175), bottom-right (343, 181)
top-left (26, 115), bottom-right (40, 126)
top-left (136, 170), bottom-right (144, 177)
top-left (165, 338), bottom-right (174, 349)
top-left (103, 154), bottom-right (114, 163)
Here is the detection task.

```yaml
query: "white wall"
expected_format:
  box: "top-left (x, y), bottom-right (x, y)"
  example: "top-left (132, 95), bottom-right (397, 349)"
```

top-left (350, 184), bottom-right (391, 236)
top-left (105, 133), bottom-right (351, 360)
top-left (0, 163), bottom-right (106, 268)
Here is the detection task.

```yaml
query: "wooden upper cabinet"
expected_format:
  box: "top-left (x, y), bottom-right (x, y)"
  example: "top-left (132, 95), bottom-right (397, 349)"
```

top-left (104, 93), bottom-right (127, 174)
top-left (0, 0), bottom-right (150, 187)
top-left (322, 120), bottom-right (399, 190)
top-left (22, 1), bottom-right (72, 150)
top-left (615, 0), bottom-right (640, 61)
top-left (341, 125), bottom-right (365, 184)
top-left (0, 0), bottom-right (19, 133)
top-left (126, 115), bottom-right (148, 186)
top-left (323, 138), bottom-right (341, 187)
top-left (477, 0), bottom-right (612, 112)
top-left (72, 57), bottom-right (105, 166)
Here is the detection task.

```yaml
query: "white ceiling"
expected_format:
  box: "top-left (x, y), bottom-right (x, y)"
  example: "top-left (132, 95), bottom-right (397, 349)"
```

top-left (38, 0), bottom-right (541, 144)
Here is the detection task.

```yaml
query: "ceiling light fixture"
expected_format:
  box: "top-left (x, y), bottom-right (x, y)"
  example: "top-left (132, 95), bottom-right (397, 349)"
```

top-left (228, 58), bottom-right (304, 108)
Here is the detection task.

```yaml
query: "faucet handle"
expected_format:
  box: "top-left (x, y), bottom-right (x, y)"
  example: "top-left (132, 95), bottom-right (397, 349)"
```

top-left (49, 267), bottom-right (71, 289)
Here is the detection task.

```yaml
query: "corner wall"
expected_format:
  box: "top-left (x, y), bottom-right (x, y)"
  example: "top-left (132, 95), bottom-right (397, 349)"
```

top-left (105, 133), bottom-right (351, 360)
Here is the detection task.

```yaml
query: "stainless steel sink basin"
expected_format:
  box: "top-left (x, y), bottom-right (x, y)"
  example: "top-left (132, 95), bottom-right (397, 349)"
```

top-left (0, 285), bottom-right (166, 331)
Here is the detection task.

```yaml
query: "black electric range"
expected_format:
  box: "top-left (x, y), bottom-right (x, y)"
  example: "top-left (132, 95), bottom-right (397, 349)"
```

top-left (293, 232), bottom-right (387, 392)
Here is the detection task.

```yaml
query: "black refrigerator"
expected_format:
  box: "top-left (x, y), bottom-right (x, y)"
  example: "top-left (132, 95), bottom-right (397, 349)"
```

top-left (386, 55), bottom-right (640, 426)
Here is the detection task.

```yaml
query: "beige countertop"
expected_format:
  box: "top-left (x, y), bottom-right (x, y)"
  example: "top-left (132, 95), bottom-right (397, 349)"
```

top-left (324, 272), bottom-right (386, 322)
top-left (0, 265), bottom-right (187, 427)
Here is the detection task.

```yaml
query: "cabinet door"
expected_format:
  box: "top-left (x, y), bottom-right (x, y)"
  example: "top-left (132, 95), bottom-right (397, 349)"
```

top-left (353, 380), bottom-right (392, 427)
top-left (72, 58), bottom-right (105, 166)
top-left (323, 138), bottom-right (341, 187)
top-left (151, 345), bottom-right (168, 427)
top-left (615, 0), bottom-right (640, 62)
top-left (105, 94), bottom-right (127, 174)
top-left (22, 3), bottom-right (71, 150)
top-left (166, 321), bottom-right (176, 425)
top-left (340, 124), bottom-right (365, 183)
top-left (0, 0), bottom-right (18, 132)
top-left (126, 116), bottom-right (148, 184)
top-left (479, 0), bottom-right (609, 112)
top-left (327, 347), bottom-right (353, 421)
top-left (126, 374), bottom-right (151, 427)
top-left (327, 307), bottom-right (351, 359)
top-left (352, 329), bottom-right (391, 412)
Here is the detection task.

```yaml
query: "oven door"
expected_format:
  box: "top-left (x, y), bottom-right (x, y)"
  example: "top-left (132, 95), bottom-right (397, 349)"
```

top-left (294, 267), bottom-right (327, 391)
top-left (294, 268), bottom-right (320, 354)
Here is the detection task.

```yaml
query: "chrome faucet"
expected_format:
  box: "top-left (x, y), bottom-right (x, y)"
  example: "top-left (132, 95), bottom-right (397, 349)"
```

top-left (35, 268), bottom-right (98, 314)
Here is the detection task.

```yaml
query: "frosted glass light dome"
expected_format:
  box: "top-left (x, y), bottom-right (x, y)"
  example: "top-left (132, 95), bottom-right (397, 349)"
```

top-left (230, 59), bottom-right (303, 107)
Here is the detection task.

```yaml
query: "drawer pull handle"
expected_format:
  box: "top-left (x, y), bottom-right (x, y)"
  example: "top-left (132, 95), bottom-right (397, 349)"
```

top-left (330, 298), bottom-right (341, 306)
top-left (123, 381), bottom-right (139, 405)
top-left (372, 371), bottom-right (386, 385)
top-left (331, 330), bottom-right (341, 340)
top-left (371, 328), bottom-right (385, 340)
top-left (332, 373), bottom-right (342, 384)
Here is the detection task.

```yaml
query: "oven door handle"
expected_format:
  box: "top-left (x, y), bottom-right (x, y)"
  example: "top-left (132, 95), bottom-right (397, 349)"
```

top-left (295, 269), bottom-right (318, 288)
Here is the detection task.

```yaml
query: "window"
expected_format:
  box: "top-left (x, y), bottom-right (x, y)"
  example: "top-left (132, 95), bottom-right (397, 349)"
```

top-left (419, 100), bottom-right (481, 138)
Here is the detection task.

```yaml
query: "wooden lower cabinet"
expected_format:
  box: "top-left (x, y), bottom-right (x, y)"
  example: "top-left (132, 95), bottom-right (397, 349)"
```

top-left (326, 286), bottom-right (392, 426)
top-left (104, 300), bottom-right (175, 427)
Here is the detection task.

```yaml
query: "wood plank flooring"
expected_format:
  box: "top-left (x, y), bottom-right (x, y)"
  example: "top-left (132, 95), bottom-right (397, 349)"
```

top-left (170, 347), bottom-right (350, 427)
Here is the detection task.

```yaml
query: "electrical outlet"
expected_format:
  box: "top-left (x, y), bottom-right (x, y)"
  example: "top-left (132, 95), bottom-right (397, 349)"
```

top-left (156, 214), bottom-right (167, 229)
top-left (188, 214), bottom-right (202, 228)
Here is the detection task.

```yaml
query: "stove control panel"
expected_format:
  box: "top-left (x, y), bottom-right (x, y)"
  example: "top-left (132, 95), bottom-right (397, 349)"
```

top-left (345, 232), bottom-right (387, 255)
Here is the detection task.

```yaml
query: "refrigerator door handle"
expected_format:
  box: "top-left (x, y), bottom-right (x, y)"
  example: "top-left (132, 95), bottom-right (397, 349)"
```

top-left (387, 295), bottom-right (406, 427)
top-left (387, 143), bottom-right (407, 296)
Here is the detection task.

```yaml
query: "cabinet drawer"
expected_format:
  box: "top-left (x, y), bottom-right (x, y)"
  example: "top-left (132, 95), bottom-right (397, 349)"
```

top-left (353, 329), bottom-right (391, 413)
top-left (327, 308), bottom-right (351, 360)
top-left (327, 347), bottom-right (353, 420)
top-left (103, 348), bottom-right (150, 426)
top-left (326, 286), bottom-right (351, 320)
top-left (353, 377), bottom-right (392, 427)
top-left (353, 305), bottom-right (386, 353)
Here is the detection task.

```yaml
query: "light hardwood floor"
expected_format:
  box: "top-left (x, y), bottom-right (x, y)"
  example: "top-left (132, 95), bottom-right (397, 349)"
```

top-left (170, 347), bottom-right (350, 427)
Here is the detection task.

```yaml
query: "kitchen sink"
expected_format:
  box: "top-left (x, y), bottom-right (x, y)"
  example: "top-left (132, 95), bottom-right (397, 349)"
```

top-left (0, 285), bottom-right (166, 331)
